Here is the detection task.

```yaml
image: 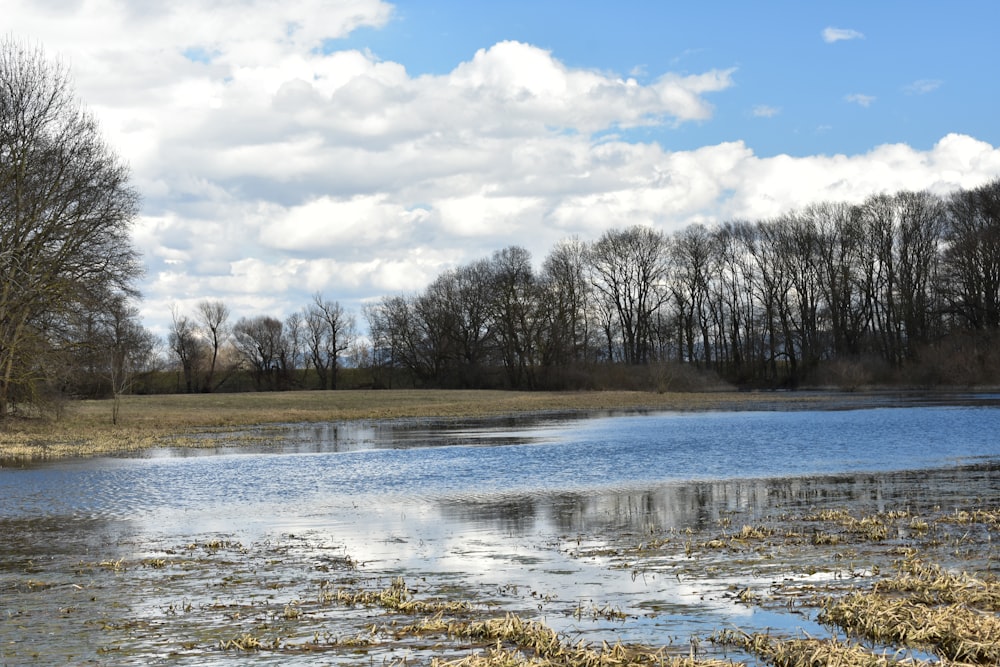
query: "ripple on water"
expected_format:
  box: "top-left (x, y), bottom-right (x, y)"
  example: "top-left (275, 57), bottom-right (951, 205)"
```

top-left (1, 405), bottom-right (1000, 663)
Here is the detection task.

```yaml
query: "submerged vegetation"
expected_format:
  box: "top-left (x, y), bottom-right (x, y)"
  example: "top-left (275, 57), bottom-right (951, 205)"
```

top-left (4, 482), bottom-right (997, 665)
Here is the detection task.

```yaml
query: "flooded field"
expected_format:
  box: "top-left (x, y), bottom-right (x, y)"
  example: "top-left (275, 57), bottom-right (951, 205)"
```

top-left (2, 399), bottom-right (1000, 665)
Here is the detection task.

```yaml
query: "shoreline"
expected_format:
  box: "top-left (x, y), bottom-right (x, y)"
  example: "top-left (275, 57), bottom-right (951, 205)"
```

top-left (2, 388), bottom-right (997, 462)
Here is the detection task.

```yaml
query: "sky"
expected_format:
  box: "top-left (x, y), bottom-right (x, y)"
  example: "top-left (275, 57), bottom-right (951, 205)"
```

top-left (8, 1), bottom-right (1000, 337)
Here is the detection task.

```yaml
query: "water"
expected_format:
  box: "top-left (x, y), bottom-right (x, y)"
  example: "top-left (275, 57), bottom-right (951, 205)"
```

top-left (2, 402), bottom-right (1000, 664)
top-left (5, 405), bottom-right (999, 519)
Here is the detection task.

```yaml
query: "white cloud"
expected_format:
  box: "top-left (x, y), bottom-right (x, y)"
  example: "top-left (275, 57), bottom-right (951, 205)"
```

top-left (259, 195), bottom-right (430, 253)
top-left (752, 105), bottom-right (780, 118)
top-left (845, 93), bottom-right (876, 107)
top-left (133, 130), bottom-right (1000, 334)
top-left (904, 79), bottom-right (943, 95)
top-left (7, 2), bottom-right (1000, 336)
top-left (822, 27), bottom-right (865, 43)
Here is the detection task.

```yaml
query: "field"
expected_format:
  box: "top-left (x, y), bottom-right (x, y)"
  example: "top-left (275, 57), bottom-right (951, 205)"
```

top-left (0, 388), bottom-right (850, 461)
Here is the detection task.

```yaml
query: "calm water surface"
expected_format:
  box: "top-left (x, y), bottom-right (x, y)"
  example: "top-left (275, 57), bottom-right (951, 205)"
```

top-left (2, 401), bottom-right (1000, 664)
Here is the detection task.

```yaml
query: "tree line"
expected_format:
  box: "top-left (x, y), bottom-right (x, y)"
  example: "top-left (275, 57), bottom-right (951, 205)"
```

top-left (364, 181), bottom-right (1000, 390)
top-left (87, 176), bottom-right (1000, 397)
top-left (165, 294), bottom-right (357, 394)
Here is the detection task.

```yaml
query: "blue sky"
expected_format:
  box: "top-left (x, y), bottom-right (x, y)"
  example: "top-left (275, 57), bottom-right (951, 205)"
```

top-left (8, 1), bottom-right (1000, 336)
top-left (340, 2), bottom-right (993, 156)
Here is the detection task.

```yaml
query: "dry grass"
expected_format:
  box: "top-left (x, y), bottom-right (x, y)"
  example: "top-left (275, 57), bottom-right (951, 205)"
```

top-left (315, 576), bottom-right (735, 666)
top-left (0, 388), bottom-right (841, 462)
top-left (326, 576), bottom-right (474, 615)
top-left (874, 559), bottom-right (1000, 610)
top-left (820, 592), bottom-right (1000, 664)
top-left (712, 629), bottom-right (931, 667)
top-left (431, 614), bottom-right (735, 667)
top-left (581, 500), bottom-right (1000, 665)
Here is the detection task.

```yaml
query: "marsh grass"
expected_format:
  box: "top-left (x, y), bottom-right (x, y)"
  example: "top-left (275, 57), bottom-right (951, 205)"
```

top-left (327, 576), bottom-right (475, 615)
top-left (428, 613), bottom-right (731, 667)
top-left (1, 388), bottom-right (844, 461)
top-left (434, 648), bottom-right (736, 667)
top-left (712, 629), bottom-right (931, 667)
top-left (8, 497), bottom-right (999, 665)
top-left (820, 592), bottom-right (1000, 664)
top-left (211, 573), bottom-right (726, 664)
top-left (873, 559), bottom-right (1000, 609)
top-left (571, 500), bottom-right (1000, 665)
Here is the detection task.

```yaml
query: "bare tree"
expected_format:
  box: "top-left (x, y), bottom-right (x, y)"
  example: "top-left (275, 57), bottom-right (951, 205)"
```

top-left (808, 202), bottom-right (868, 358)
top-left (669, 224), bottom-right (716, 367)
top-left (942, 179), bottom-right (1000, 331)
top-left (445, 261), bottom-right (496, 385)
top-left (894, 190), bottom-right (945, 356)
top-left (168, 305), bottom-right (204, 393)
top-left (0, 39), bottom-right (141, 416)
top-left (196, 299), bottom-right (230, 391)
top-left (363, 301), bottom-right (395, 388)
top-left (539, 237), bottom-right (593, 371)
top-left (281, 311), bottom-right (305, 389)
top-left (588, 226), bottom-right (671, 365)
top-left (489, 246), bottom-right (539, 388)
top-left (100, 295), bottom-right (158, 424)
top-left (232, 315), bottom-right (284, 390)
top-left (304, 294), bottom-right (356, 389)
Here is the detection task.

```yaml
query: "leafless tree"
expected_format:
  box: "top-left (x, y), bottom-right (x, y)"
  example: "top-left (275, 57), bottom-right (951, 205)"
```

top-left (588, 226), bottom-right (671, 365)
top-left (232, 315), bottom-right (284, 390)
top-left (894, 190), bottom-right (945, 356)
top-left (196, 299), bottom-right (230, 391)
top-left (281, 311), bottom-right (306, 388)
top-left (539, 237), bottom-right (593, 373)
top-left (808, 201), bottom-right (867, 358)
top-left (711, 221), bottom-right (757, 379)
top-left (100, 295), bottom-right (158, 424)
top-left (489, 246), bottom-right (539, 388)
top-left (942, 179), bottom-right (1000, 331)
top-left (669, 224), bottom-right (716, 367)
top-left (0, 39), bottom-right (141, 416)
top-left (168, 305), bottom-right (204, 393)
top-left (304, 294), bottom-right (355, 389)
top-left (367, 295), bottom-right (435, 385)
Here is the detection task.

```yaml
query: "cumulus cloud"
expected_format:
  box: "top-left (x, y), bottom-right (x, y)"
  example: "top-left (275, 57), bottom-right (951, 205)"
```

top-left (823, 27), bottom-right (865, 43)
top-left (7, 2), bottom-right (1000, 336)
top-left (259, 195), bottom-right (430, 254)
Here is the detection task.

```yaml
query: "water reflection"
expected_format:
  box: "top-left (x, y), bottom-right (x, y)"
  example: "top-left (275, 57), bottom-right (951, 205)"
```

top-left (5, 405), bottom-right (1000, 522)
top-left (438, 463), bottom-right (1000, 538)
top-left (2, 404), bottom-right (1000, 664)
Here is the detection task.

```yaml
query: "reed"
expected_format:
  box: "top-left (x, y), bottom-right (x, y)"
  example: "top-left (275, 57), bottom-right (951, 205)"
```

top-left (874, 559), bottom-right (1000, 609)
top-left (820, 591), bottom-right (1000, 663)
top-left (433, 645), bottom-right (737, 667)
top-left (712, 629), bottom-right (931, 667)
top-left (439, 613), bottom-right (724, 666)
top-left (219, 632), bottom-right (266, 651)
top-left (325, 577), bottom-right (475, 615)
